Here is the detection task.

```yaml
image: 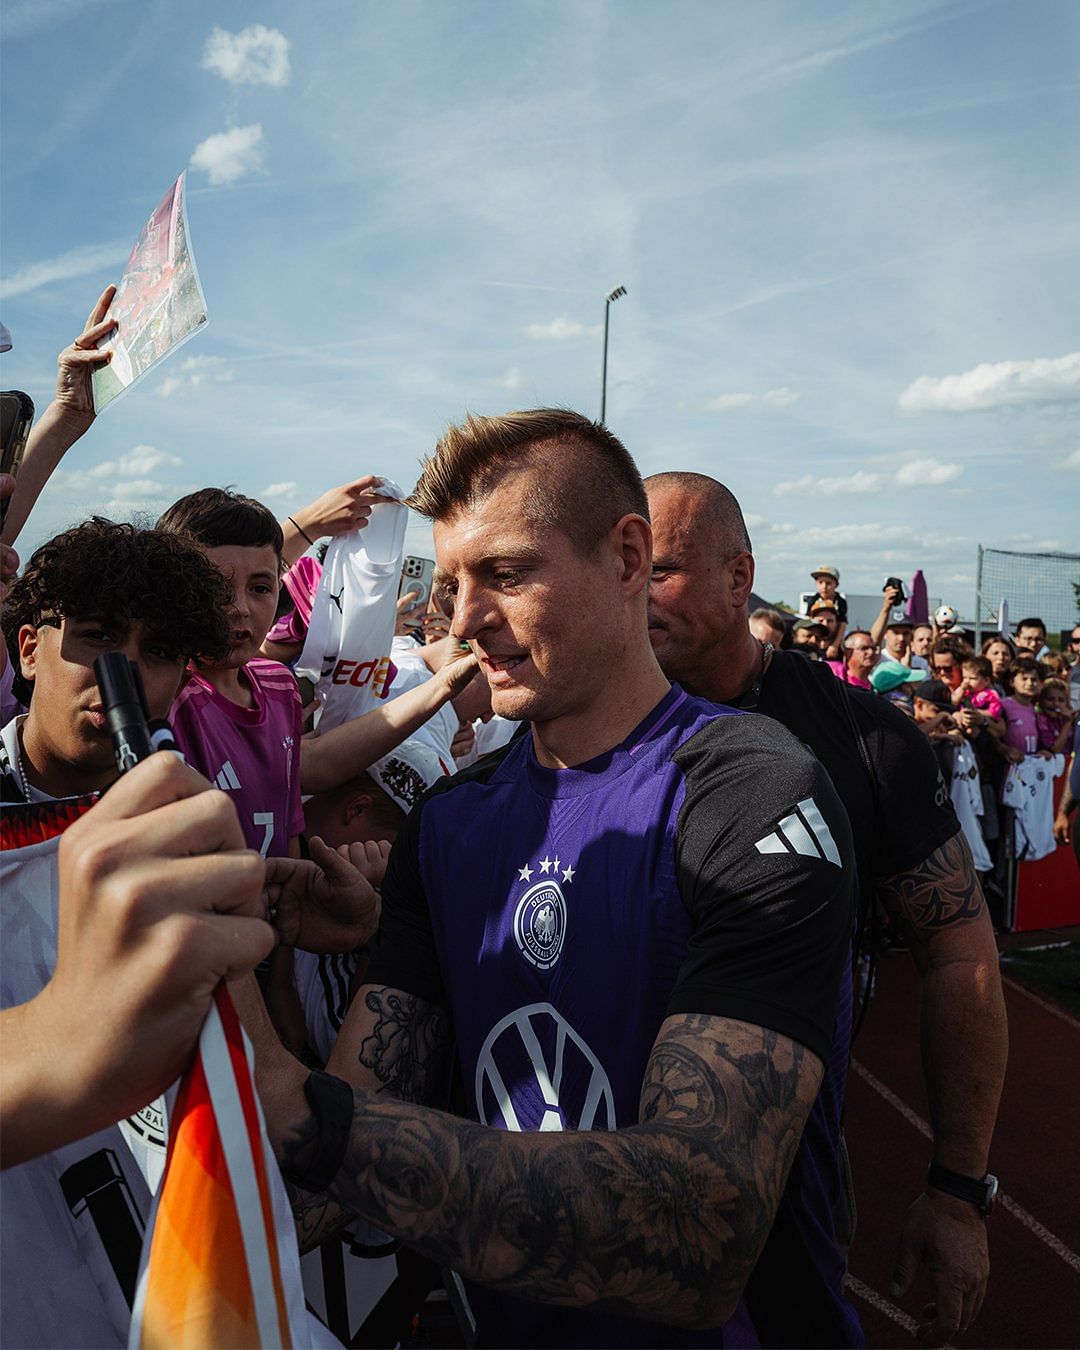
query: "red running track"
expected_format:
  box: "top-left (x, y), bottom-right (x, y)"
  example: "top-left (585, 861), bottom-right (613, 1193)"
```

top-left (843, 952), bottom-right (1080, 1348)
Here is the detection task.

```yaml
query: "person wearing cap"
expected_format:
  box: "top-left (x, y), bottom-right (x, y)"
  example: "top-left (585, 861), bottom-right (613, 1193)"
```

top-left (873, 613), bottom-right (929, 672)
top-left (808, 597), bottom-right (844, 659)
top-left (913, 680), bottom-right (961, 729)
top-left (870, 659), bottom-right (926, 715)
top-left (791, 615), bottom-right (827, 657)
top-left (803, 564), bottom-right (848, 625)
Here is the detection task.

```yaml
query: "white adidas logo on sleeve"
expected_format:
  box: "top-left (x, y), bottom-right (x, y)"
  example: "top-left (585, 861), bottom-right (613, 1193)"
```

top-left (755, 796), bottom-right (842, 867)
top-left (213, 760), bottom-right (242, 791)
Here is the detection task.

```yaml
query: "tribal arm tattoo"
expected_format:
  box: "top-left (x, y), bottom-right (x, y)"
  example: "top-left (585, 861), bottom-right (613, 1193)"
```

top-left (277, 1013), bottom-right (823, 1329)
top-left (877, 835), bottom-right (1007, 1176)
top-left (284, 985), bottom-right (453, 1251)
top-left (876, 832), bottom-right (986, 961)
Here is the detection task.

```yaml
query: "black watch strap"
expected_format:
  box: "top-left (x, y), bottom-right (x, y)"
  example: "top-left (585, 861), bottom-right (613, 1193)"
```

top-left (282, 1070), bottom-right (354, 1193)
top-left (927, 1163), bottom-right (998, 1217)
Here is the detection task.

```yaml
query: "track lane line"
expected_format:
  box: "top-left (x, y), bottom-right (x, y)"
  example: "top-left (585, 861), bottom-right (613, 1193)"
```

top-left (850, 1059), bottom-right (1080, 1276)
top-left (845, 1275), bottom-right (918, 1335)
top-left (1001, 974), bottom-right (1080, 1032)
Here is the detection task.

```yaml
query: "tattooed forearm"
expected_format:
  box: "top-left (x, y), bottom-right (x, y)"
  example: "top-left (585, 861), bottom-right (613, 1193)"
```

top-left (284, 985), bottom-right (453, 1250)
top-left (877, 837), bottom-right (1007, 1175)
top-left (357, 987), bottom-right (452, 1104)
top-left (282, 1015), bottom-right (822, 1330)
top-left (877, 833), bottom-right (985, 951)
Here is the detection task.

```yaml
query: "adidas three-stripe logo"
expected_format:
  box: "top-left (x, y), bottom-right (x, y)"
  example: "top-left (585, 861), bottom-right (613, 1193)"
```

top-left (755, 796), bottom-right (842, 867)
top-left (213, 760), bottom-right (242, 791)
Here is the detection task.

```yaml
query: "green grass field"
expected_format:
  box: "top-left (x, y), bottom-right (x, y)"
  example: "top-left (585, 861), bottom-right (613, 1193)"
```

top-left (1001, 941), bottom-right (1080, 1017)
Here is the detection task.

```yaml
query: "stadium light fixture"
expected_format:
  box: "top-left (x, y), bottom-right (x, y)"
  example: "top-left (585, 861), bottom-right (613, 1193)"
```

top-left (600, 285), bottom-right (627, 424)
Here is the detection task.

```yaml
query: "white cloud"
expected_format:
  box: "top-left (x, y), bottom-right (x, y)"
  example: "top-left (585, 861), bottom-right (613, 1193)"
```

top-left (0, 240), bottom-right (127, 300)
top-left (893, 458), bottom-right (964, 487)
top-left (774, 470), bottom-right (883, 497)
top-left (260, 481), bottom-right (300, 500)
top-left (768, 521), bottom-right (925, 550)
top-left (775, 459), bottom-right (965, 496)
top-left (38, 445), bottom-right (185, 524)
top-left (709, 392), bottom-right (754, 412)
top-left (708, 387), bottom-right (800, 413)
top-left (201, 25), bottom-right (290, 87)
top-left (898, 352), bottom-right (1080, 414)
top-left (157, 355), bottom-right (233, 398)
top-left (93, 445), bottom-right (182, 479)
top-left (1060, 449), bottom-right (1080, 471)
top-left (108, 479), bottom-right (167, 501)
top-left (495, 367), bottom-right (524, 390)
top-left (190, 124), bottom-right (264, 186)
top-left (523, 317), bottom-right (601, 340)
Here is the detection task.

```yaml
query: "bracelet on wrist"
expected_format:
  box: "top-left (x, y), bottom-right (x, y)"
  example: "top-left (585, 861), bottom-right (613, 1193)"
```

top-left (288, 516), bottom-right (316, 548)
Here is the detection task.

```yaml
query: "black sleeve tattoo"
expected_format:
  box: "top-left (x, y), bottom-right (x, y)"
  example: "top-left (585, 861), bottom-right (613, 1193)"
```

top-left (877, 832), bottom-right (986, 953)
top-left (279, 1014), bottom-right (823, 1329)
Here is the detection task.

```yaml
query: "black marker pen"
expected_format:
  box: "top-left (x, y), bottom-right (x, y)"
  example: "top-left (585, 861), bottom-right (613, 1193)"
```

top-left (93, 652), bottom-right (154, 773)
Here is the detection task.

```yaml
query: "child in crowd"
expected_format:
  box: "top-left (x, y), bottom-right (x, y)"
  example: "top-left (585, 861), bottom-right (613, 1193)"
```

top-left (954, 656), bottom-right (1004, 724)
top-left (911, 678), bottom-right (962, 784)
top-left (803, 564), bottom-right (848, 623)
top-left (1000, 657), bottom-right (1047, 762)
top-left (157, 489), bottom-right (305, 861)
top-left (1036, 677), bottom-right (1076, 756)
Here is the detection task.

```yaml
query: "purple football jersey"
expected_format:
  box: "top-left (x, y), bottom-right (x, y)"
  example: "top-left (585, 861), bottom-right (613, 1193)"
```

top-left (370, 685), bottom-right (863, 1347)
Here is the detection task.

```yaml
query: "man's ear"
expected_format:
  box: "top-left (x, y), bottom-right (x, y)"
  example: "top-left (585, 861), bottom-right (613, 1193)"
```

top-left (614, 514), bottom-right (653, 598)
top-left (728, 551), bottom-right (756, 608)
top-left (17, 624), bottom-right (41, 684)
top-left (343, 792), bottom-right (374, 825)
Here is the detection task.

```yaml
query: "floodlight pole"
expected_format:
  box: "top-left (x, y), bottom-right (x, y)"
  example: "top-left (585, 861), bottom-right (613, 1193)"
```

top-left (599, 285), bottom-right (627, 423)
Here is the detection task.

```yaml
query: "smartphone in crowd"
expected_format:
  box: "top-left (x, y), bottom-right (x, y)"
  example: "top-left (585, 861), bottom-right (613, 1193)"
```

top-left (0, 390), bottom-right (35, 528)
top-left (398, 555), bottom-right (436, 626)
top-left (883, 575), bottom-right (907, 627)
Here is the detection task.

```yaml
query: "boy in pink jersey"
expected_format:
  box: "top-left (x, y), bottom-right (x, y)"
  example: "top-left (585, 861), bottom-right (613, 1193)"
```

top-left (158, 489), bottom-right (304, 860)
top-left (158, 489), bottom-right (482, 860)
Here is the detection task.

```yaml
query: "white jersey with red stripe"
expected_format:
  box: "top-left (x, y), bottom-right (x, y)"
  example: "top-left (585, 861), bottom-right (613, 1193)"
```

top-left (1, 802), bottom-right (152, 1348)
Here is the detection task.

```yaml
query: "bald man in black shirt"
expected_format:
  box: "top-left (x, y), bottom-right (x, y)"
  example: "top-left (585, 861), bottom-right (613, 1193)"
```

top-left (645, 472), bottom-right (1007, 1350)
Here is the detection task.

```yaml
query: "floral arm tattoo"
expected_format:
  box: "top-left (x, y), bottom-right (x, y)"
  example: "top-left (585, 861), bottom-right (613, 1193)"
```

top-left (279, 1013), bottom-right (823, 1329)
top-left (285, 985), bottom-right (453, 1251)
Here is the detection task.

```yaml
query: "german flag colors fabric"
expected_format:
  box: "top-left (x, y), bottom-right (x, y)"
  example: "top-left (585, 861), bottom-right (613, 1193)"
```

top-left (130, 987), bottom-right (313, 1348)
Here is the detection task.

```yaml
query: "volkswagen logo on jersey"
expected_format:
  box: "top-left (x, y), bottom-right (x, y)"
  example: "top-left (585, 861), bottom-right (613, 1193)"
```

top-left (513, 879), bottom-right (567, 969)
top-left (475, 1002), bottom-right (615, 1132)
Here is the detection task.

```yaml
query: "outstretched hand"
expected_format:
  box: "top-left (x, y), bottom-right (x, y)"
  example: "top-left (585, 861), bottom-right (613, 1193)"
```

top-left (891, 1190), bottom-right (989, 1347)
top-left (53, 285), bottom-right (116, 425)
top-left (265, 835), bottom-right (387, 954)
top-left (292, 476), bottom-right (388, 542)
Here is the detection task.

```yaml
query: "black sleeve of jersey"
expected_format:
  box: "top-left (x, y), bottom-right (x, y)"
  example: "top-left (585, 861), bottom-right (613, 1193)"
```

top-left (667, 714), bottom-right (856, 1066)
top-left (844, 689), bottom-right (960, 879)
top-left (362, 791), bottom-right (450, 1009)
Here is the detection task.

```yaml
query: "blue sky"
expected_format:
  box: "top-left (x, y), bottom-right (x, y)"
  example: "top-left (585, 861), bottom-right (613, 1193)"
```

top-left (3, 0), bottom-right (1078, 617)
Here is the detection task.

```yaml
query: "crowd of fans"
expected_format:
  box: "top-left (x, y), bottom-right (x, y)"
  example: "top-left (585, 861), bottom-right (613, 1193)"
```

top-left (771, 569), bottom-right (1080, 889)
top-left (0, 288), bottom-right (1067, 1349)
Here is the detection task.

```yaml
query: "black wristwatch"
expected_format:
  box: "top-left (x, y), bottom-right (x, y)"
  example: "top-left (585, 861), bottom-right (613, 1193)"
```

top-left (926, 1163), bottom-right (998, 1218)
